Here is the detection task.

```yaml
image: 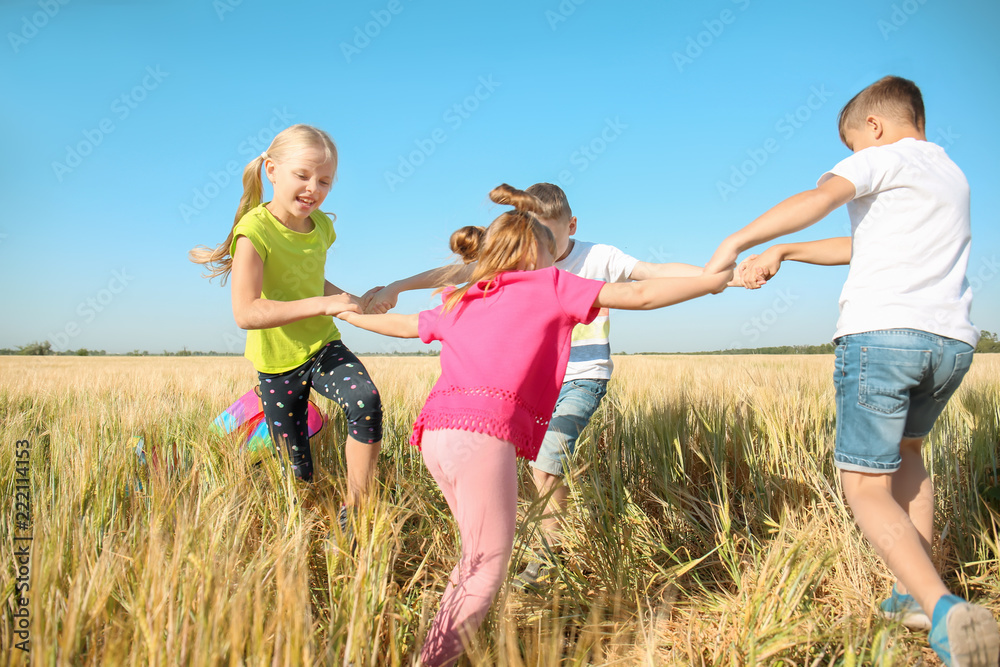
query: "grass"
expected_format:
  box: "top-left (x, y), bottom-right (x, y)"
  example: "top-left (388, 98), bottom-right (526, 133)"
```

top-left (1, 354), bottom-right (998, 665)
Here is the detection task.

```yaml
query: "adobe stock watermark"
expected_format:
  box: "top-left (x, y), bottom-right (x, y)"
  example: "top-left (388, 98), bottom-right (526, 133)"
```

top-left (221, 260), bottom-right (342, 352)
top-left (51, 66), bottom-right (169, 183)
top-left (837, 125), bottom-right (961, 236)
top-left (717, 84), bottom-right (833, 202)
top-left (12, 438), bottom-right (32, 654)
top-left (340, 0), bottom-right (406, 63)
top-left (917, 254), bottom-right (1000, 335)
top-left (384, 75), bottom-right (501, 192)
top-left (899, 124), bottom-right (959, 176)
top-left (673, 0), bottom-right (751, 73)
top-left (545, 0), bottom-right (587, 31)
top-left (554, 117), bottom-right (628, 187)
top-left (223, 329), bottom-right (246, 354)
top-left (179, 107), bottom-right (294, 224)
top-left (8, 0), bottom-right (70, 54)
top-left (877, 0), bottom-right (929, 40)
top-left (729, 288), bottom-right (799, 347)
top-left (213, 0), bottom-right (242, 21)
top-left (868, 476), bottom-right (935, 556)
top-left (48, 268), bottom-right (134, 351)
top-left (968, 254), bottom-right (999, 293)
top-left (647, 246), bottom-right (675, 264)
top-left (379, 338), bottom-right (419, 356)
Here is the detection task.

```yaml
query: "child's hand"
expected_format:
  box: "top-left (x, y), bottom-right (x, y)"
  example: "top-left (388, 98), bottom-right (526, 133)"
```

top-left (704, 240), bottom-right (740, 276)
top-left (362, 286), bottom-right (399, 315)
top-left (738, 247), bottom-right (782, 289)
top-left (727, 263), bottom-right (749, 288)
top-left (705, 262), bottom-right (736, 294)
top-left (321, 293), bottom-right (361, 317)
top-left (334, 310), bottom-right (358, 322)
top-left (359, 286), bottom-right (384, 312)
top-left (734, 255), bottom-right (766, 289)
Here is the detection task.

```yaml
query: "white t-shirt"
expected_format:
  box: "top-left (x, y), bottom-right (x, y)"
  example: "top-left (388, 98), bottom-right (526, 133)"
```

top-left (820, 138), bottom-right (978, 347)
top-left (556, 240), bottom-right (640, 381)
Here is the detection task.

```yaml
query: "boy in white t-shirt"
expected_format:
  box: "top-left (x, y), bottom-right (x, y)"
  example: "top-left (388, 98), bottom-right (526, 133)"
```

top-left (362, 183), bottom-right (704, 590)
top-left (707, 75), bottom-right (998, 667)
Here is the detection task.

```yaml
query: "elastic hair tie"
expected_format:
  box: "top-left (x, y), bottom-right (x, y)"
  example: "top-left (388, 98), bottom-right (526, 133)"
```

top-left (260, 152), bottom-right (268, 160)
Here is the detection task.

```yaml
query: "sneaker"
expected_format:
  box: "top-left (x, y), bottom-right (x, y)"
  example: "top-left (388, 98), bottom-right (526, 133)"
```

top-left (332, 504), bottom-right (356, 552)
top-left (513, 549), bottom-right (558, 592)
top-left (879, 583), bottom-right (931, 630)
top-left (929, 594), bottom-right (1000, 667)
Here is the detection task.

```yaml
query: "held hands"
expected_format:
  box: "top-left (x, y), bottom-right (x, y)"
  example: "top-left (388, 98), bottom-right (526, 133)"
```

top-left (706, 239), bottom-right (781, 291)
top-left (360, 285), bottom-right (399, 315)
top-left (736, 247), bottom-right (782, 290)
top-left (320, 292), bottom-right (361, 317)
top-left (735, 256), bottom-right (766, 289)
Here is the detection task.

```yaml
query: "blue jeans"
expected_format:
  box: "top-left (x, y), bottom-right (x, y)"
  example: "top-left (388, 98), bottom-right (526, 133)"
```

top-left (530, 379), bottom-right (608, 476)
top-left (833, 329), bottom-right (974, 473)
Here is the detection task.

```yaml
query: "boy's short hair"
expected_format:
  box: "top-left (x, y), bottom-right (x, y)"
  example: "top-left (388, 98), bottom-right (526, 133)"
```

top-left (525, 183), bottom-right (572, 222)
top-left (838, 75), bottom-right (925, 144)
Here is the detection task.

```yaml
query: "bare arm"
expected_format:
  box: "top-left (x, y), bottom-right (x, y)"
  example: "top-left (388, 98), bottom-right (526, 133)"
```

top-left (776, 236), bottom-right (852, 265)
top-left (739, 237), bottom-right (852, 289)
top-left (230, 236), bottom-right (358, 329)
top-left (325, 280), bottom-right (360, 301)
top-left (633, 260), bottom-right (746, 289)
top-left (627, 261), bottom-right (703, 280)
top-left (336, 311), bottom-right (420, 339)
top-left (362, 263), bottom-right (476, 314)
top-left (705, 175), bottom-right (856, 273)
top-left (594, 266), bottom-right (733, 310)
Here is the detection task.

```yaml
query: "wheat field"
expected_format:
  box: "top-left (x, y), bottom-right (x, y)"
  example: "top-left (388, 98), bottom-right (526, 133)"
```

top-left (1, 354), bottom-right (998, 666)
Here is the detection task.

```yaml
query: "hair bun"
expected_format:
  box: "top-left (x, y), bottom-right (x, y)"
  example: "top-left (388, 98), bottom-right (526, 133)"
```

top-left (450, 226), bottom-right (486, 263)
top-left (489, 184), bottom-right (544, 215)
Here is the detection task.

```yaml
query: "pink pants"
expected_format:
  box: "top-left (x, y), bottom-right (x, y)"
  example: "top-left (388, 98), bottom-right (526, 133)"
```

top-left (418, 429), bottom-right (518, 667)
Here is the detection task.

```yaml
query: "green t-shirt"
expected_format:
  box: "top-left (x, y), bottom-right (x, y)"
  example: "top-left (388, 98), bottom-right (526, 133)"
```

top-left (231, 203), bottom-right (341, 373)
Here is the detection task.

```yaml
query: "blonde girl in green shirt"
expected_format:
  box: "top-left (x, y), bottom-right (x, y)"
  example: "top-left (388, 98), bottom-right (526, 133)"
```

top-left (190, 124), bottom-right (378, 529)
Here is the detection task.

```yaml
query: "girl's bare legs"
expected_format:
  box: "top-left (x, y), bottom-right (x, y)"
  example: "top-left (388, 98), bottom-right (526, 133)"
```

top-left (345, 436), bottom-right (381, 506)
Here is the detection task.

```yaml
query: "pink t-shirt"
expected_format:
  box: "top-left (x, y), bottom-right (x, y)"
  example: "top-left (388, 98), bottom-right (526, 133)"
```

top-left (412, 266), bottom-right (604, 460)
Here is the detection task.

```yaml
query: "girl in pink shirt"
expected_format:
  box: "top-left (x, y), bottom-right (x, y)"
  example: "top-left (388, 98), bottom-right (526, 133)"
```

top-left (336, 184), bottom-right (733, 666)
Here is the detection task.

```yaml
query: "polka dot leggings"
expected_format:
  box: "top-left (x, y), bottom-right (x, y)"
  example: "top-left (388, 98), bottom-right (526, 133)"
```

top-left (258, 340), bottom-right (382, 482)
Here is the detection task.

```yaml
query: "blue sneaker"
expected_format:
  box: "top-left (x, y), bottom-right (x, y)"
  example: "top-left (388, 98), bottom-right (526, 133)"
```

top-left (332, 504), bottom-right (357, 553)
top-left (929, 595), bottom-right (1000, 667)
top-left (879, 583), bottom-right (931, 630)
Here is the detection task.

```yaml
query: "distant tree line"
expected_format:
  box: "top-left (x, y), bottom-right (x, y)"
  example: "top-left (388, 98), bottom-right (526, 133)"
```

top-left (0, 342), bottom-right (440, 357)
top-left (706, 343), bottom-right (836, 356)
top-left (0, 342), bottom-right (241, 357)
top-left (977, 330), bottom-right (1000, 354)
top-left (627, 332), bottom-right (1000, 356)
top-left (4, 335), bottom-right (998, 357)
top-left (634, 343), bottom-right (837, 356)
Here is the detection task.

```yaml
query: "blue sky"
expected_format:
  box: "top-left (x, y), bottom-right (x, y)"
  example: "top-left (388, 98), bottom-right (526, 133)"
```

top-left (3, 0), bottom-right (998, 354)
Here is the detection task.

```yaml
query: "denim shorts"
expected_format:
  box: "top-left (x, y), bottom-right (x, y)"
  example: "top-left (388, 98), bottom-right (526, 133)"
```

top-left (530, 379), bottom-right (608, 476)
top-left (833, 329), bottom-right (974, 473)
